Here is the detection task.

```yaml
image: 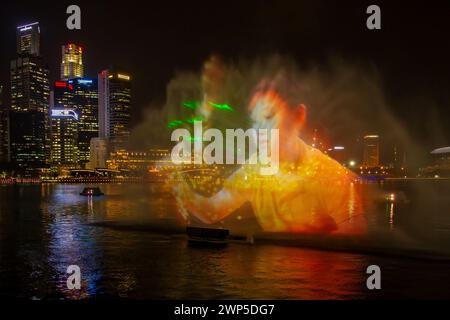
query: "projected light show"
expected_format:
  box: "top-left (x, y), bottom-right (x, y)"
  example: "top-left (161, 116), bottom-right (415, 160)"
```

top-left (1, 1), bottom-right (450, 315)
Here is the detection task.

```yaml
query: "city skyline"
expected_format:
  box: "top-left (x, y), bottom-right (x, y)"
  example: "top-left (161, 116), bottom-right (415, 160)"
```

top-left (0, 21), bottom-right (134, 177)
top-left (2, 0), bottom-right (450, 305)
top-left (0, 1), bottom-right (449, 152)
top-left (0, 2), bottom-right (449, 177)
top-left (0, 18), bottom-right (442, 177)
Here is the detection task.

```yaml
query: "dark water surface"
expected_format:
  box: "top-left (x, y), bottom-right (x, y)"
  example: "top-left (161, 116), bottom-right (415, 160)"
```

top-left (1, 182), bottom-right (450, 299)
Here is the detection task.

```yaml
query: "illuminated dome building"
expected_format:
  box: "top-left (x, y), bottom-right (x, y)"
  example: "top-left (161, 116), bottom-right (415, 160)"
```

top-left (419, 147), bottom-right (450, 178)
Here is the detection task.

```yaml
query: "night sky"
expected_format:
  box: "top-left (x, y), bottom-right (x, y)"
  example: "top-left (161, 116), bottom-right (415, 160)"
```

top-left (1, 0), bottom-right (450, 149)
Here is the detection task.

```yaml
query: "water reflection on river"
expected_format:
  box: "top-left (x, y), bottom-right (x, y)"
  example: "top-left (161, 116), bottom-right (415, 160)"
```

top-left (1, 182), bottom-right (450, 299)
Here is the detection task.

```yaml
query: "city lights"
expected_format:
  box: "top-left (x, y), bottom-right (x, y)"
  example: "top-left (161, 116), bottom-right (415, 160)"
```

top-left (117, 73), bottom-right (130, 80)
top-left (1, 2), bottom-right (450, 305)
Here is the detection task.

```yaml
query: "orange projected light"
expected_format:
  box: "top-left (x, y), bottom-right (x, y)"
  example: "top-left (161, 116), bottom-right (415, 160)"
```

top-left (171, 84), bottom-right (366, 236)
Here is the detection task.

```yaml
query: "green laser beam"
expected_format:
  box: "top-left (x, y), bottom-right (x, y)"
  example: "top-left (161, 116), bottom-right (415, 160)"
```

top-left (167, 120), bottom-right (184, 128)
top-left (167, 116), bottom-right (204, 128)
top-left (182, 101), bottom-right (199, 109)
top-left (208, 101), bottom-right (234, 111)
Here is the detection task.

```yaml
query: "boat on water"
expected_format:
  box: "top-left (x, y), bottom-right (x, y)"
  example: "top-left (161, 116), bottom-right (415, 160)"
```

top-left (80, 187), bottom-right (104, 196)
top-left (376, 191), bottom-right (410, 204)
top-left (186, 227), bottom-right (230, 246)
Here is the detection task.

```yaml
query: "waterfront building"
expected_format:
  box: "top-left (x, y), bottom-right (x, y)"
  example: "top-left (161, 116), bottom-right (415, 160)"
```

top-left (70, 78), bottom-right (98, 166)
top-left (10, 23), bottom-right (50, 175)
top-left (363, 134), bottom-right (380, 167)
top-left (98, 69), bottom-right (132, 151)
top-left (106, 149), bottom-right (171, 176)
top-left (419, 147), bottom-right (450, 178)
top-left (0, 85), bottom-right (9, 163)
top-left (50, 108), bottom-right (79, 166)
top-left (51, 78), bottom-right (98, 168)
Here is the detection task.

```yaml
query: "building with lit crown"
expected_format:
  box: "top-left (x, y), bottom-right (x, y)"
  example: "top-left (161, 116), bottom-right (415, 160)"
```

top-left (9, 22), bottom-right (50, 175)
top-left (16, 22), bottom-right (40, 56)
top-left (60, 44), bottom-right (84, 81)
top-left (98, 69), bottom-right (132, 151)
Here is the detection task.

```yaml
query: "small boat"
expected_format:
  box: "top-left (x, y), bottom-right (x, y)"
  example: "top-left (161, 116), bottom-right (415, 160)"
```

top-left (378, 191), bottom-right (409, 204)
top-left (186, 227), bottom-right (229, 246)
top-left (80, 187), bottom-right (104, 196)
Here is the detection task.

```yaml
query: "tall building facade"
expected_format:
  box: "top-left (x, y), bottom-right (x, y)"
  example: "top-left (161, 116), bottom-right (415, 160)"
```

top-left (98, 69), bottom-right (131, 150)
top-left (10, 56), bottom-right (49, 113)
top-left (363, 134), bottom-right (380, 167)
top-left (50, 109), bottom-right (79, 166)
top-left (50, 78), bottom-right (98, 168)
top-left (17, 22), bottom-right (40, 56)
top-left (50, 81), bottom-right (75, 168)
top-left (0, 85), bottom-right (10, 163)
top-left (60, 44), bottom-right (84, 81)
top-left (52, 80), bottom-right (74, 109)
top-left (70, 78), bottom-right (98, 166)
top-left (10, 22), bottom-right (50, 175)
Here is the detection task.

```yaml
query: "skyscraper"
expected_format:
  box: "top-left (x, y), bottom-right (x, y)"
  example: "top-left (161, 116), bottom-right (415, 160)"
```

top-left (50, 81), bottom-right (75, 168)
top-left (52, 81), bottom-right (75, 111)
top-left (0, 85), bottom-right (10, 163)
top-left (363, 134), bottom-right (380, 167)
top-left (50, 78), bottom-right (98, 168)
top-left (98, 69), bottom-right (132, 150)
top-left (10, 56), bottom-right (50, 113)
top-left (60, 44), bottom-right (84, 81)
top-left (70, 78), bottom-right (98, 166)
top-left (10, 22), bottom-right (50, 175)
top-left (50, 109), bottom-right (79, 166)
top-left (16, 22), bottom-right (40, 56)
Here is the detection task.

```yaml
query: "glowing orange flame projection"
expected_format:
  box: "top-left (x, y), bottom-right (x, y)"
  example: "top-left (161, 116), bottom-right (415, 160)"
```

top-left (172, 76), bottom-right (366, 235)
